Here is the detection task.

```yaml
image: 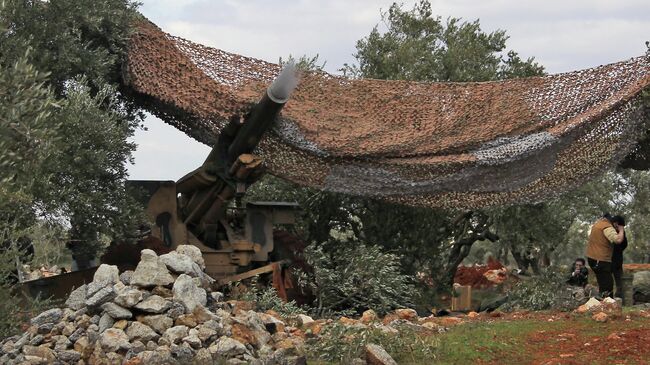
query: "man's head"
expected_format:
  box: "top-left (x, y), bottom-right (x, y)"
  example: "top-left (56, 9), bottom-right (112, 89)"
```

top-left (610, 215), bottom-right (626, 231)
top-left (575, 258), bottom-right (586, 268)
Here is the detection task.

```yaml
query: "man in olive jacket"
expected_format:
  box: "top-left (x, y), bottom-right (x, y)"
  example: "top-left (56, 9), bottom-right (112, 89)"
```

top-left (586, 214), bottom-right (626, 298)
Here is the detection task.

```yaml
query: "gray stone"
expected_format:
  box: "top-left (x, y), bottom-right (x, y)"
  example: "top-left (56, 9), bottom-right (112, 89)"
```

top-left (87, 264), bottom-right (120, 296)
top-left (125, 340), bottom-right (146, 360)
top-left (113, 286), bottom-right (144, 308)
top-left (196, 325), bottom-right (218, 342)
top-left (90, 315), bottom-right (100, 325)
top-left (134, 295), bottom-right (172, 314)
top-left (30, 308), bottom-right (63, 326)
top-left (136, 347), bottom-right (176, 365)
top-left (36, 323), bottom-right (53, 334)
top-left (193, 348), bottom-right (212, 365)
top-left (163, 325), bottom-right (189, 345)
top-left (175, 245), bottom-right (205, 269)
top-left (65, 285), bottom-right (87, 311)
top-left (209, 336), bottom-right (247, 357)
top-left (365, 344), bottom-right (397, 365)
top-left (167, 301), bottom-right (186, 319)
top-left (182, 334), bottom-right (202, 349)
top-left (14, 333), bottom-right (29, 349)
top-left (126, 322), bottom-right (159, 342)
top-left (146, 341), bottom-right (157, 351)
top-left (171, 343), bottom-right (195, 363)
top-left (100, 328), bottom-right (131, 352)
top-left (68, 328), bottom-right (84, 344)
top-left (28, 335), bottom-right (43, 346)
top-left (53, 336), bottom-right (71, 352)
top-left (98, 313), bottom-right (115, 333)
top-left (193, 305), bottom-right (217, 324)
top-left (172, 274), bottom-right (207, 313)
top-left (138, 314), bottom-right (174, 334)
top-left (101, 302), bottom-right (132, 320)
top-left (210, 291), bottom-right (225, 302)
top-left (160, 251), bottom-right (203, 277)
top-left (226, 358), bottom-right (248, 365)
top-left (131, 249), bottom-right (175, 288)
top-left (85, 287), bottom-right (116, 308)
top-left (22, 345), bottom-right (55, 363)
top-left (57, 350), bottom-right (81, 363)
top-left (120, 270), bottom-right (134, 285)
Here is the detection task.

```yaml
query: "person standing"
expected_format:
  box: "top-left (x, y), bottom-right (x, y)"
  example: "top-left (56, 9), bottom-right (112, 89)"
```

top-left (585, 214), bottom-right (626, 298)
top-left (610, 215), bottom-right (628, 298)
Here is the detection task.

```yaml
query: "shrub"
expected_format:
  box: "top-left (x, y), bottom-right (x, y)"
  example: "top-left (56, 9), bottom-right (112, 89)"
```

top-left (503, 267), bottom-right (576, 311)
top-left (230, 279), bottom-right (306, 317)
top-left (298, 242), bottom-right (416, 317)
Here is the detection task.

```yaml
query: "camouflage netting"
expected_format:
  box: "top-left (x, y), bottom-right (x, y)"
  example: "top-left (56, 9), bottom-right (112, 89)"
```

top-left (123, 20), bottom-right (650, 209)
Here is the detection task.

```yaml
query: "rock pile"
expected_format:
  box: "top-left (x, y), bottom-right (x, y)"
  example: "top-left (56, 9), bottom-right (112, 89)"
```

top-left (0, 244), bottom-right (478, 365)
top-left (0, 246), bottom-right (308, 365)
top-left (575, 297), bottom-right (623, 322)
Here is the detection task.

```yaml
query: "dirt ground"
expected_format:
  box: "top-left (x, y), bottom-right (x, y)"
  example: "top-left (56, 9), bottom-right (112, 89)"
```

top-left (473, 311), bottom-right (650, 365)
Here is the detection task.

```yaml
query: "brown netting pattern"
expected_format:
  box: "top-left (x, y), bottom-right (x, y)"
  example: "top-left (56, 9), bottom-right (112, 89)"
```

top-left (123, 20), bottom-right (650, 209)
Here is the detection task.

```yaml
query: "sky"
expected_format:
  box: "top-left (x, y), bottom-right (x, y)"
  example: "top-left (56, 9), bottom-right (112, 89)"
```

top-left (128, 0), bottom-right (650, 181)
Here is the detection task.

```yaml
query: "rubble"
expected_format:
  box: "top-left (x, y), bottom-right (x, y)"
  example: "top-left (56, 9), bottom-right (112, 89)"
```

top-left (1, 246), bottom-right (461, 364)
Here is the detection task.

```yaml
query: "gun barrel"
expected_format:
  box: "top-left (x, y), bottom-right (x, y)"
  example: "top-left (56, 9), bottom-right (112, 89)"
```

top-left (226, 63), bottom-right (298, 163)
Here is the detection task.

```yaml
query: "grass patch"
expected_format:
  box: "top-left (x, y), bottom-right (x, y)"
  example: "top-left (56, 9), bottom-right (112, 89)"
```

top-left (432, 319), bottom-right (564, 364)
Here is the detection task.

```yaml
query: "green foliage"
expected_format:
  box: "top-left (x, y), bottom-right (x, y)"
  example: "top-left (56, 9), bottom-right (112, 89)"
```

top-left (232, 279), bottom-right (306, 317)
top-left (503, 267), bottom-right (568, 311)
top-left (0, 0), bottom-right (140, 94)
top-left (279, 54), bottom-right (326, 72)
top-left (306, 322), bottom-right (437, 364)
top-left (298, 242), bottom-right (416, 317)
top-left (0, 0), bottom-right (144, 264)
top-left (341, 0), bottom-right (544, 81)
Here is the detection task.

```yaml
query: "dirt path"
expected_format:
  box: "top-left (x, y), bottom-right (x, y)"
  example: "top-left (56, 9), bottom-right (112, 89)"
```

top-left (477, 312), bottom-right (650, 365)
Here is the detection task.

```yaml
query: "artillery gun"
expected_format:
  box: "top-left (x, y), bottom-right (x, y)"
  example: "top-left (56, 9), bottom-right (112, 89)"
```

top-left (19, 65), bottom-right (302, 301)
top-left (129, 64), bottom-right (300, 281)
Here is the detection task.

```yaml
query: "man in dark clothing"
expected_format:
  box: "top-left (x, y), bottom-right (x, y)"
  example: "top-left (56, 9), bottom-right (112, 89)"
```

top-left (610, 215), bottom-right (627, 298)
top-left (567, 258), bottom-right (589, 287)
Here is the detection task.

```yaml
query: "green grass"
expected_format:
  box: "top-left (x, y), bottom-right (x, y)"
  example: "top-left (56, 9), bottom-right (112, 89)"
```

top-left (306, 314), bottom-right (650, 365)
top-left (431, 319), bottom-right (563, 364)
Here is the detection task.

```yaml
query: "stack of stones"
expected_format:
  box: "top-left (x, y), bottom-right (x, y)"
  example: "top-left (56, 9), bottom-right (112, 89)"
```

top-left (0, 246), bottom-right (307, 365)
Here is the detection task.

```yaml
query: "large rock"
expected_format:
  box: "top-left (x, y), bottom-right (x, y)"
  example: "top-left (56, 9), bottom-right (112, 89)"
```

top-left (126, 322), bottom-right (159, 342)
top-left (65, 285), bottom-right (87, 311)
top-left (99, 313), bottom-right (115, 333)
top-left (101, 303), bottom-right (133, 320)
top-left (138, 314), bottom-right (174, 334)
top-left (172, 274), bottom-right (207, 313)
top-left (134, 295), bottom-right (172, 314)
top-left (296, 314), bottom-right (314, 326)
top-left (162, 325), bottom-right (189, 345)
top-left (30, 308), bottom-right (63, 326)
top-left (22, 345), bottom-right (56, 363)
top-left (209, 337), bottom-right (247, 357)
top-left (57, 350), bottom-right (81, 363)
top-left (175, 245), bottom-right (205, 270)
top-left (85, 287), bottom-right (117, 308)
top-left (366, 344), bottom-right (397, 365)
top-left (160, 251), bottom-right (203, 277)
top-left (100, 328), bottom-right (131, 352)
top-left (87, 264), bottom-right (120, 296)
top-left (114, 286), bottom-right (144, 308)
top-left (130, 249), bottom-right (175, 288)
